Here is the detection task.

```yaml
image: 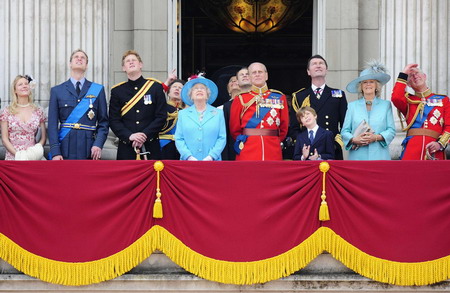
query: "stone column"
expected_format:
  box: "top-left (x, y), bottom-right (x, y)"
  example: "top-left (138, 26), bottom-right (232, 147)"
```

top-left (380, 0), bottom-right (449, 158)
top-left (111, 0), bottom-right (170, 85)
top-left (0, 0), bottom-right (110, 109)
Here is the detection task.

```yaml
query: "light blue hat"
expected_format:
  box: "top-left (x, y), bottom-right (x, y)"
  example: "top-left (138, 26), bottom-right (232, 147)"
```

top-left (346, 61), bottom-right (391, 93)
top-left (181, 76), bottom-right (218, 106)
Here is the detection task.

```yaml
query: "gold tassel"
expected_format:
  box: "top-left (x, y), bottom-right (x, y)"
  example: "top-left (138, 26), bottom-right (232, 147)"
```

top-left (135, 147), bottom-right (141, 160)
top-left (153, 161), bottom-right (165, 218)
top-left (319, 162), bottom-right (330, 221)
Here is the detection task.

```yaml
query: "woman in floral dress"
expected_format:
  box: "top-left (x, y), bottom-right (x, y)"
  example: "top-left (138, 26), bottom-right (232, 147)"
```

top-left (0, 75), bottom-right (46, 160)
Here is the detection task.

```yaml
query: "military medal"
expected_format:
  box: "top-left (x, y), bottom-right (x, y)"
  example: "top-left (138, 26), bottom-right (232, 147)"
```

top-left (88, 109), bottom-right (95, 120)
top-left (144, 94), bottom-right (152, 105)
top-left (239, 141), bottom-right (244, 150)
top-left (331, 90), bottom-right (343, 98)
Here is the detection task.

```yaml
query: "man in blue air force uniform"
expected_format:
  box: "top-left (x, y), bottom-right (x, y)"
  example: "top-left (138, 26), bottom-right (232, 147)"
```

top-left (48, 49), bottom-right (109, 160)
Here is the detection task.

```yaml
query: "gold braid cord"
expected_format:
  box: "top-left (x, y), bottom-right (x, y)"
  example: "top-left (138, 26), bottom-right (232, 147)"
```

top-left (401, 96), bottom-right (423, 131)
top-left (319, 162), bottom-right (330, 221)
top-left (153, 161), bottom-right (165, 218)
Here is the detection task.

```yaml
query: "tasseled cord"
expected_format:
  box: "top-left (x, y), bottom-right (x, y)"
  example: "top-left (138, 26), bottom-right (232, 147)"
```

top-left (153, 161), bottom-right (165, 218)
top-left (319, 162), bottom-right (330, 221)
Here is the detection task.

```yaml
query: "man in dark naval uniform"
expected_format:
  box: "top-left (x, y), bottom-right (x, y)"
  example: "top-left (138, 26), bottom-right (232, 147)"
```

top-left (48, 49), bottom-right (109, 160)
top-left (290, 55), bottom-right (347, 159)
top-left (109, 50), bottom-right (167, 160)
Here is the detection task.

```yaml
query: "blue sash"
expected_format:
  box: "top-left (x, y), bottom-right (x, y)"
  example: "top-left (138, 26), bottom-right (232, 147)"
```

top-left (58, 83), bottom-right (102, 142)
top-left (234, 92), bottom-right (282, 154)
top-left (160, 126), bottom-right (176, 149)
top-left (401, 95), bottom-right (444, 159)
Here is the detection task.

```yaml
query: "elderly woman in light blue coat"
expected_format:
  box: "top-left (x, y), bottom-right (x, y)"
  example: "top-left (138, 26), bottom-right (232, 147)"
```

top-left (175, 76), bottom-right (226, 161)
top-left (341, 61), bottom-right (396, 160)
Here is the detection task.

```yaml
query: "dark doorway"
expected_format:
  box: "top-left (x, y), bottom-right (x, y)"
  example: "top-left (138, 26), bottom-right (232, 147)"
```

top-left (181, 0), bottom-right (313, 101)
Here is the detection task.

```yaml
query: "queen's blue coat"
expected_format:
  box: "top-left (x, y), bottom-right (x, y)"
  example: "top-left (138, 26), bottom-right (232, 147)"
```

top-left (48, 79), bottom-right (109, 159)
top-left (175, 104), bottom-right (226, 160)
top-left (341, 97), bottom-right (395, 160)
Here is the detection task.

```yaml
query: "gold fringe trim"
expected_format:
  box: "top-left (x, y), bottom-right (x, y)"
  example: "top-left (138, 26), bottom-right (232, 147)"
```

top-left (321, 227), bottom-right (450, 286)
top-left (0, 226), bottom-right (450, 286)
top-left (153, 225), bottom-right (324, 285)
top-left (0, 229), bottom-right (157, 286)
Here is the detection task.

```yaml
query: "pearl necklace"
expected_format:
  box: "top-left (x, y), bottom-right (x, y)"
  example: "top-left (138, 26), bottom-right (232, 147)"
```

top-left (17, 103), bottom-right (30, 108)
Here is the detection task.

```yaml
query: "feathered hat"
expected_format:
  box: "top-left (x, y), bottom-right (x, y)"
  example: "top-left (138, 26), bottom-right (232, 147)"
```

top-left (346, 60), bottom-right (391, 93)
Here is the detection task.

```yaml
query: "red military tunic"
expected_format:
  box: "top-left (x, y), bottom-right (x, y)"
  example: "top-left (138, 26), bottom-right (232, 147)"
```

top-left (229, 85), bottom-right (289, 161)
top-left (391, 72), bottom-right (450, 160)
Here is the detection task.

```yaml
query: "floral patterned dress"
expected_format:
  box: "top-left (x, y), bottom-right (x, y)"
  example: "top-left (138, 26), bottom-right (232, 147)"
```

top-left (0, 107), bottom-right (46, 160)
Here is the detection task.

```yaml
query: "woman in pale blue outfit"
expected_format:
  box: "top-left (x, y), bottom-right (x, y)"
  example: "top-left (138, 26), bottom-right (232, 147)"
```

top-left (175, 76), bottom-right (226, 161)
top-left (341, 61), bottom-right (396, 160)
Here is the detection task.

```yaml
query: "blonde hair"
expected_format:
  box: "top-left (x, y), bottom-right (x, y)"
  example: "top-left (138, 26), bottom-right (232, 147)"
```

top-left (9, 75), bottom-right (35, 114)
top-left (357, 80), bottom-right (382, 98)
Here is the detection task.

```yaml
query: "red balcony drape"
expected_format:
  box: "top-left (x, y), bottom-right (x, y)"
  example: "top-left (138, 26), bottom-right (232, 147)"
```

top-left (0, 160), bottom-right (449, 286)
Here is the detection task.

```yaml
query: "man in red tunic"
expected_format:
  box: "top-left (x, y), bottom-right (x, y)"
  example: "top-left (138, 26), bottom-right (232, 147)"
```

top-left (391, 63), bottom-right (450, 160)
top-left (229, 62), bottom-right (289, 160)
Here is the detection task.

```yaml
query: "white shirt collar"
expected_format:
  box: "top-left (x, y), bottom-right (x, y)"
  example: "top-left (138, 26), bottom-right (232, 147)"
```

top-left (311, 84), bottom-right (326, 92)
top-left (306, 124), bottom-right (319, 136)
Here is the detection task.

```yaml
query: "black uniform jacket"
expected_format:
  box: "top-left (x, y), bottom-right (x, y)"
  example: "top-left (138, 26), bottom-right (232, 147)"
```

top-left (109, 76), bottom-right (167, 160)
top-left (290, 86), bottom-right (347, 159)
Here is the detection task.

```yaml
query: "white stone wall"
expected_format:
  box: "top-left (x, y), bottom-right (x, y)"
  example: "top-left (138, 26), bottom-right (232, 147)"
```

top-left (111, 0), bottom-right (170, 85)
top-left (0, 0), bottom-right (110, 109)
top-left (381, 0), bottom-right (449, 97)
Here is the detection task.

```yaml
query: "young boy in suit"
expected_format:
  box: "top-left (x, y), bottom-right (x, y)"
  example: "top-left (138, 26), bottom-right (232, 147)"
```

top-left (293, 106), bottom-right (335, 161)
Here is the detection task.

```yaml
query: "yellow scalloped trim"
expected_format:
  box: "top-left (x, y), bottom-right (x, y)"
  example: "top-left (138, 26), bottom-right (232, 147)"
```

top-left (153, 225), bottom-right (323, 285)
top-left (1, 226), bottom-right (449, 286)
top-left (321, 227), bottom-right (450, 286)
top-left (0, 229), bottom-right (157, 286)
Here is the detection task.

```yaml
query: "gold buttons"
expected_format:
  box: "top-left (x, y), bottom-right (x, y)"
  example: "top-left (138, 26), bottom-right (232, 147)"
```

top-left (325, 115), bottom-right (329, 119)
top-left (136, 121), bottom-right (140, 124)
top-left (136, 110), bottom-right (140, 113)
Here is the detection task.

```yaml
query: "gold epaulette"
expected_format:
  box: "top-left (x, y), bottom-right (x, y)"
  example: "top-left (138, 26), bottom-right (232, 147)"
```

top-left (111, 81), bottom-right (126, 90)
top-left (292, 88), bottom-right (306, 112)
top-left (146, 78), bottom-right (162, 84)
top-left (335, 134), bottom-right (344, 148)
top-left (270, 89), bottom-right (284, 95)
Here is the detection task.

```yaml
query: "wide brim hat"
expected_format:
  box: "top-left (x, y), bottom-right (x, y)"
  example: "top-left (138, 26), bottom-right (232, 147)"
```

top-left (181, 77), bottom-right (219, 106)
top-left (211, 65), bottom-right (243, 107)
top-left (346, 61), bottom-right (391, 93)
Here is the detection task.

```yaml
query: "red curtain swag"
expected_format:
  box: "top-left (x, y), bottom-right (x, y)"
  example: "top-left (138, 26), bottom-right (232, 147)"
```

top-left (0, 160), bottom-right (449, 286)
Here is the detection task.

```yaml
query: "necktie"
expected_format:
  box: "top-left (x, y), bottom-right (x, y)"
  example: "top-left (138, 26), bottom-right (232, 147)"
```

top-left (76, 81), bottom-right (81, 96)
top-left (315, 88), bottom-right (321, 99)
top-left (309, 130), bottom-right (314, 143)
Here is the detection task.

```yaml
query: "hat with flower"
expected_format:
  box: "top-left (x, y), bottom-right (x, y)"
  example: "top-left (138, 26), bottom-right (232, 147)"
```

top-left (181, 72), bottom-right (218, 106)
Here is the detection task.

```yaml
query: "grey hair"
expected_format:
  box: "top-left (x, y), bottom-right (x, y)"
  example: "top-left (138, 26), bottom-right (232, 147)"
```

top-left (188, 82), bottom-right (211, 102)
